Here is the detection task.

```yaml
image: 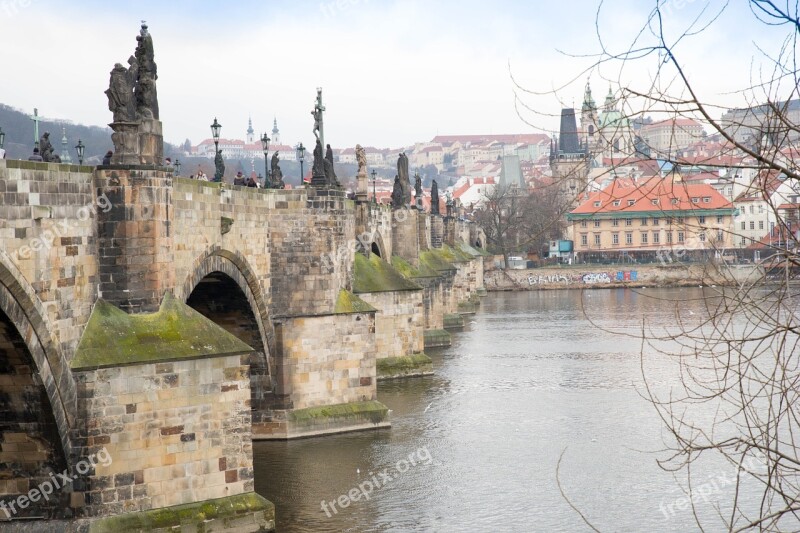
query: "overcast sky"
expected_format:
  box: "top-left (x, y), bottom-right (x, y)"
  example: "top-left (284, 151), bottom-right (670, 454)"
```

top-left (0, 0), bottom-right (791, 149)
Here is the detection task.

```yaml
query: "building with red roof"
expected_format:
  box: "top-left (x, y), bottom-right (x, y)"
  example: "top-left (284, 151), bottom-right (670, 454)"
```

top-left (567, 174), bottom-right (736, 256)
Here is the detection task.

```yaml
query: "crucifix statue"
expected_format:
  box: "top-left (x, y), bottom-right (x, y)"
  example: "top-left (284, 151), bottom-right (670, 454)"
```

top-left (30, 108), bottom-right (42, 148)
top-left (311, 87), bottom-right (325, 151)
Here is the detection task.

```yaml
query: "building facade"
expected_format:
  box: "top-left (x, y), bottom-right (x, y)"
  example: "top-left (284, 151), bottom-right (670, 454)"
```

top-left (567, 175), bottom-right (736, 259)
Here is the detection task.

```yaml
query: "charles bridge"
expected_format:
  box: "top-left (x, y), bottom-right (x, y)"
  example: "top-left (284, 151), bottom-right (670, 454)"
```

top-left (0, 25), bottom-right (487, 533)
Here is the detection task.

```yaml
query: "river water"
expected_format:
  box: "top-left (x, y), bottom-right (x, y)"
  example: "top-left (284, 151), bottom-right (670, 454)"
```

top-left (252, 288), bottom-right (777, 532)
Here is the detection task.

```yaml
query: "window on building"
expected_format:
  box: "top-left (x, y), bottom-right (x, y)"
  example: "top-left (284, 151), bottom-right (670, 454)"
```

top-left (678, 231), bottom-right (685, 243)
top-left (671, 198), bottom-right (679, 205)
top-left (750, 221), bottom-right (755, 230)
top-left (628, 199), bottom-right (636, 206)
top-left (741, 237), bottom-right (746, 246)
top-left (641, 233), bottom-right (649, 244)
top-left (666, 232), bottom-right (673, 243)
top-left (594, 201), bottom-right (601, 207)
top-left (717, 215), bottom-right (724, 224)
top-left (759, 205), bottom-right (765, 214)
top-left (625, 218), bottom-right (632, 226)
top-left (625, 232), bottom-right (633, 245)
top-left (641, 218), bottom-right (648, 226)
top-left (580, 234), bottom-right (588, 246)
top-left (653, 232), bottom-right (660, 244)
top-left (651, 199), bottom-right (659, 205)
top-left (749, 205), bottom-right (754, 214)
top-left (703, 197), bottom-right (711, 203)
top-left (594, 220), bottom-right (601, 228)
top-left (594, 234), bottom-right (601, 246)
top-left (612, 233), bottom-right (619, 245)
top-left (581, 220), bottom-right (588, 228)
top-left (692, 198), bottom-right (700, 204)
top-left (612, 200), bottom-right (621, 207)
top-left (699, 232), bottom-right (706, 242)
top-left (717, 229), bottom-right (724, 242)
top-left (726, 186), bottom-right (733, 197)
top-left (652, 217), bottom-right (660, 226)
top-left (741, 221), bottom-right (746, 230)
top-left (698, 216), bottom-right (706, 224)
top-left (677, 217), bottom-right (685, 224)
top-left (759, 220), bottom-right (764, 230)
top-left (612, 219), bottom-right (619, 227)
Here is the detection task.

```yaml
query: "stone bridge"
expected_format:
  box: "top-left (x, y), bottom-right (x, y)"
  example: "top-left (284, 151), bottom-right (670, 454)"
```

top-left (0, 158), bottom-right (486, 530)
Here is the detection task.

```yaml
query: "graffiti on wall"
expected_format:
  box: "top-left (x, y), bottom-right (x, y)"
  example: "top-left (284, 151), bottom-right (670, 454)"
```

top-left (526, 271), bottom-right (639, 286)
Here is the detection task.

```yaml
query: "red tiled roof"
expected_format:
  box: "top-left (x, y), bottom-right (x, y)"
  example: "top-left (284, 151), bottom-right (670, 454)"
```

top-left (431, 134), bottom-right (549, 145)
top-left (570, 176), bottom-right (733, 215)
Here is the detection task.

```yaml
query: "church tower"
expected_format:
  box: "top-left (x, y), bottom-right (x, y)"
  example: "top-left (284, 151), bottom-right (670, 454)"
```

top-left (580, 80), bottom-right (599, 154)
top-left (247, 116), bottom-right (255, 144)
top-left (271, 117), bottom-right (280, 145)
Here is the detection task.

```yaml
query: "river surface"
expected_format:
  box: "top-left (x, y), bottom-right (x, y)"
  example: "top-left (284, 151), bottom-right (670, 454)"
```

top-left (252, 288), bottom-right (778, 532)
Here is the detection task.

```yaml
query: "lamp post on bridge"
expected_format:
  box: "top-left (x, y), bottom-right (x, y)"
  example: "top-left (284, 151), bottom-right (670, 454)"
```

top-left (296, 142), bottom-right (306, 184)
top-left (261, 133), bottom-right (271, 188)
top-left (174, 158), bottom-right (181, 176)
top-left (0, 127), bottom-right (5, 150)
top-left (371, 169), bottom-right (377, 204)
top-left (75, 139), bottom-right (85, 165)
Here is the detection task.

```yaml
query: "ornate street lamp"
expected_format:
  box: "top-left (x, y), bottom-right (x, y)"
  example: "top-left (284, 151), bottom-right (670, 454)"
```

top-left (174, 158), bottom-right (181, 176)
top-left (75, 139), bottom-right (85, 165)
top-left (296, 142), bottom-right (306, 183)
top-left (0, 126), bottom-right (5, 150)
top-left (371, 169), bottom-right (377, 204)
top-left (261, 133), bottom-right (271, 188)
top-left (211, 118), bottom-right (222, 149)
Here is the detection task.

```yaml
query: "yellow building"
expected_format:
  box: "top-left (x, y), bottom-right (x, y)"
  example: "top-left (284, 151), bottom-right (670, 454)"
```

top-left (567, 175), bottom-right (736, 260)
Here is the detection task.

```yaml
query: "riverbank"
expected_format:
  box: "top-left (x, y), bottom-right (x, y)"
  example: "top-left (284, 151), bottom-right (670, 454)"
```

top-left (484, 263), bottom-right (765, 291)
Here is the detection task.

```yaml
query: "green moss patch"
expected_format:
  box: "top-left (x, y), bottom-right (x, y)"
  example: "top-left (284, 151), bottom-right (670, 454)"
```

top-left (377, 354), bottom-right (433, 379)
top-left (444, 313), bottom-right (465, 329)
top-left (424, 329), bottom-right (452, 348)
top-left (419, 249), bottom-right (458, 273)
top-left (354, 253), bottom-right (422, 293)
top-left (72, 293), bottom-right (254, 370)
top-left (288, 400), bottom-right (389, 426)
top-left (334, 289), bottom-right (378, 314)
top-left (88, 492), bottom-right (274, 532)
top-left (458, 241), bottom-right (491, 257)
top-left (391, 255), bottom-right (440, 279)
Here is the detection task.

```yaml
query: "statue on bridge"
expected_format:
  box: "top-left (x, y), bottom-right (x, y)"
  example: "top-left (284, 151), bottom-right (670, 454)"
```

top-left (105, 22), bottom-right (163, 165)
top-left (39, 132), bottom-right (54, 163)
top-left (325, 144), bottom-right (340, 188)
top-left (312, 139), bottom-right (326, 186)
top-left (271, 151), bottom-right (285, 189)
top-left (397, 153), bottom-right (411, 205)
top-left (214, 150), bottom-right (225, 182)
top-left (431, 179), bottom-right (440, 215)
top-left (414, 171), bottom-right (423, 209)
top-left (391, 175), bottom-right (404, 209)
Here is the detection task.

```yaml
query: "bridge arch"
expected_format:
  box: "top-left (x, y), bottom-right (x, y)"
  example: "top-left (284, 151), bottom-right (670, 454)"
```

top-left (0, 252), bottom-right (73, 517)
top-left (370, 230), bottom-right (388, 260)
top-left (178, 248), bottom-right (275, 404)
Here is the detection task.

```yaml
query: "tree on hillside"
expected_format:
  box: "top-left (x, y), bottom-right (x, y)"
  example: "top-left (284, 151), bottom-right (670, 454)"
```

top-left (474, 183), bottom-right (567, 268)
top-left (540, 2), bottom-right (800, 531)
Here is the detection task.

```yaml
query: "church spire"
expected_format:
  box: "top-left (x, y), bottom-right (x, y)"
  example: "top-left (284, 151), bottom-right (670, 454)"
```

top-left (582, 79), bottom-right (596, 112)
top-left (246, 115), bottom-right (254, 144)
top-left (60, 126), bottom-right (72, 163)
top-left (271, 117), bottom-right (280, 145)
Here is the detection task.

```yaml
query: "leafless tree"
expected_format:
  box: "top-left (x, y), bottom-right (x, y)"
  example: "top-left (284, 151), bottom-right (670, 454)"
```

top-left (529, 1), bottom-right (800, 531)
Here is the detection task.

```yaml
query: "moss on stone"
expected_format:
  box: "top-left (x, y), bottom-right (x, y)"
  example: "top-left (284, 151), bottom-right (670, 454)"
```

top-left (334, 289), bottom-right (378, 314)
top-left (353, 253), bottom-right (422, 293)
top-left (424, 329), bottom-right (452, 348)
top-left (71, 293), bottom-right (254, 370)
top-left (437, 244), bottom-right (473, 263)
top-left (444, 313), bottom-right (465, 329)
top-left (288, 400), bottom-right (389, 425)
top-left (391, 255), bottom-right (440, 279)
top-left (419, 249), bottom-right (458, 273)
top-left (88, 493), bottom-right (274, 532)
top-left (458, 241), bottom-right (491, 257)
top-left (377, 354), bottom-right (433, 379)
